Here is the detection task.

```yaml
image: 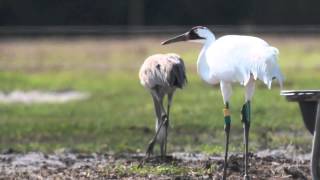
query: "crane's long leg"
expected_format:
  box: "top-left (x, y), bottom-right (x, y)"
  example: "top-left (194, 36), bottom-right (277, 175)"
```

top-left (162, 91), bottom-right (174, 157)
top-left (158, 93), bottom-right (169, 158)
top-left (242, 77), bottom-right (254, 180)
top-left (146, 90), bottom-right (166, 157)
top-left (223, 102), bottom-right (231, 180)
top-left (241, 101), bottom-right (250, 180)
top-left (220, 82), bottom-right (232, 180)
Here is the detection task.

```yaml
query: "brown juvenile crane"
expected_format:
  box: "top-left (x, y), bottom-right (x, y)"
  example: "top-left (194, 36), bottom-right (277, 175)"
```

top-left (139, 53), bottom-right (187, 157)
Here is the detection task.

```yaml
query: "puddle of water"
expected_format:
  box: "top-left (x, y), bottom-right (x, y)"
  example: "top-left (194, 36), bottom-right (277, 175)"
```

top-left (0, 90), bottom-right (90, 104)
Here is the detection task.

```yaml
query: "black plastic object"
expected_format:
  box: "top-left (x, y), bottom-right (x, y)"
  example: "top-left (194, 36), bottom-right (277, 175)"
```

top-left (281, 90), bottom-right (320, 135)
top-left (298, 101), bottom-right (317, 134)
top-left (281, 90), bottom-right (320, 180)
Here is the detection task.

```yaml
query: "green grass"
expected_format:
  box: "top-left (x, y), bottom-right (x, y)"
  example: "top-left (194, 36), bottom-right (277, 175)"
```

top-left (0, 35), bottom-right (318, 154)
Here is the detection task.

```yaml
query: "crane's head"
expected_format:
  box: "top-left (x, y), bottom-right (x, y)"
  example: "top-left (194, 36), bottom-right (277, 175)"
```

top-left (161, 26), bottom-right (213, 45)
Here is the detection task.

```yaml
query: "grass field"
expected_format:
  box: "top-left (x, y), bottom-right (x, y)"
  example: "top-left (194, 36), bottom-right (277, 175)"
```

top-left (0, 34), bottom-right (319, 155)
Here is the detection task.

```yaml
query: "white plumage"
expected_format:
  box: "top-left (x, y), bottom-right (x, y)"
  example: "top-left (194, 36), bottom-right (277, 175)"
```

top-left (162, 26), bottom-right (283, 179)
top-left (197, 35), bottom-right (283, 89)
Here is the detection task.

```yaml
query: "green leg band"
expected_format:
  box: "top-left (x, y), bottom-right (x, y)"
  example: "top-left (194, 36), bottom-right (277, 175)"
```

top-left (224, 115), bottom-right (231, 125)
top-left (224, 102), bottom-right (231, 125)
top-left (241, 101), bottom-right (251, 124)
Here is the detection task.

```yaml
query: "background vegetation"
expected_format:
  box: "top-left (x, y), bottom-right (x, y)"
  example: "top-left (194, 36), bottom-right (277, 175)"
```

top-left (0, 34), bottom-right (318, 154)
top-left (1, 0), bottom-right (320, 25)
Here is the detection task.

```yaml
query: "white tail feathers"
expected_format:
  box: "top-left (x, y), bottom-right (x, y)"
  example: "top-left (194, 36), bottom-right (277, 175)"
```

top-left (264, 46), bottom-right (283, 89)
top-left (245, 46), bottom-right (283, 89)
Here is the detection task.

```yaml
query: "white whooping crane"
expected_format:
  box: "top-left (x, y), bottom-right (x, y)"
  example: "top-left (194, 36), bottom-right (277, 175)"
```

top-left (162, 26), bottom-right (283, 179)
top-left (139, 53), bottom-right (187, 158)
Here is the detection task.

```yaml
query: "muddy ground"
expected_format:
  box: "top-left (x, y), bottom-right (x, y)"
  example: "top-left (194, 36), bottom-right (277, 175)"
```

top-left (0, 149), bottom-right (311, 179)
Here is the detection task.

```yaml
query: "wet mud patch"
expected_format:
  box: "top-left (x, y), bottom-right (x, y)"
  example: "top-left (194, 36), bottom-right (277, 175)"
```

top-left (0, 150), bottom-right (311, 179)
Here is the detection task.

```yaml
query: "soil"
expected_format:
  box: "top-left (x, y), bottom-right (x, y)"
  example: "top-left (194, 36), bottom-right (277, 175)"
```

top-left (0, 149), bottom-right (311, 179)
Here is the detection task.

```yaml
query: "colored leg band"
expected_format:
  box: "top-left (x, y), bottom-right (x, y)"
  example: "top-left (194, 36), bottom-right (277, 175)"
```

top-left (224, 115), bottom-right (231, 125)
top-left (223, 108), bottom-right (231, 125)
top-left (223, 108), bottom-right (230, 117)
top-left (242, 101), bottom-right (251, 123)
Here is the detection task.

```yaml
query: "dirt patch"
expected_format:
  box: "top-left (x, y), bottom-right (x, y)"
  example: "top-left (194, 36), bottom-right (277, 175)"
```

top-left (0, 150), bottom-right (311, 179)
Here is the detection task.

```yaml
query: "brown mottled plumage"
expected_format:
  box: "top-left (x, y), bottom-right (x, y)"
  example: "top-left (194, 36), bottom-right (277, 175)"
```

top-left (139, 53), bottom-right (187, 157)
top-left (139, 53), bottom-right (187, 90)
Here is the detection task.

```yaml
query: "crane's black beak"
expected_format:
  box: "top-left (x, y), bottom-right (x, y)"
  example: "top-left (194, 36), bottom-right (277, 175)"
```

top-left (161, 32), bottom-right (189, 45)
top-left (161, 29), bottom-right (205, 45)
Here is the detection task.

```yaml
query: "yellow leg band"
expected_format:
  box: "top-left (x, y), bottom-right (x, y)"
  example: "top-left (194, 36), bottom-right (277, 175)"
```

top-left (224, 104), bottom-right (231, 125)
top-left (223, 108), bottom-right (230, 117)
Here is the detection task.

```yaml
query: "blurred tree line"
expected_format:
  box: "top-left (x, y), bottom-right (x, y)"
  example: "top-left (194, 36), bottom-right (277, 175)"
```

top-left (0, 0), bottom-right (319, 26)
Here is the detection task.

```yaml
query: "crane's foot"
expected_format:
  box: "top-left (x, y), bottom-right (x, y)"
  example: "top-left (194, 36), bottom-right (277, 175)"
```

top-left (244, 174), bottom-right (251, 180)
top-left (146, 140), bottom-right (155, 158)
top-left (138, 157), bottom-right (146, 168)
top-left (139, 139), bottom-right (156, 168)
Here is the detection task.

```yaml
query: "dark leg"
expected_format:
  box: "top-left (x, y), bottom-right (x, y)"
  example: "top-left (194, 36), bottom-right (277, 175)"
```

top-left (140, 115), bottom-right (167, 168)
top-left (241, 101), bottom-right (251, 180)
top-left (223, 102), bottom-right (231, 180)
top-left (159, 113), bottom-right (167, 158)
top-left (162, 92), bottom-right (174, 158)
top-left (147, 115), bottom-right (168, 157)
top-left (146, 92), bottom-right (164, 157)
top-left (159, 93), bottom-right (170, 158)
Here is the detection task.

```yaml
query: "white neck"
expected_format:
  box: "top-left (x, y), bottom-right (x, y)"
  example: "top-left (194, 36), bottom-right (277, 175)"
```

top-left (196, 34), bottom-right (215, 83)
